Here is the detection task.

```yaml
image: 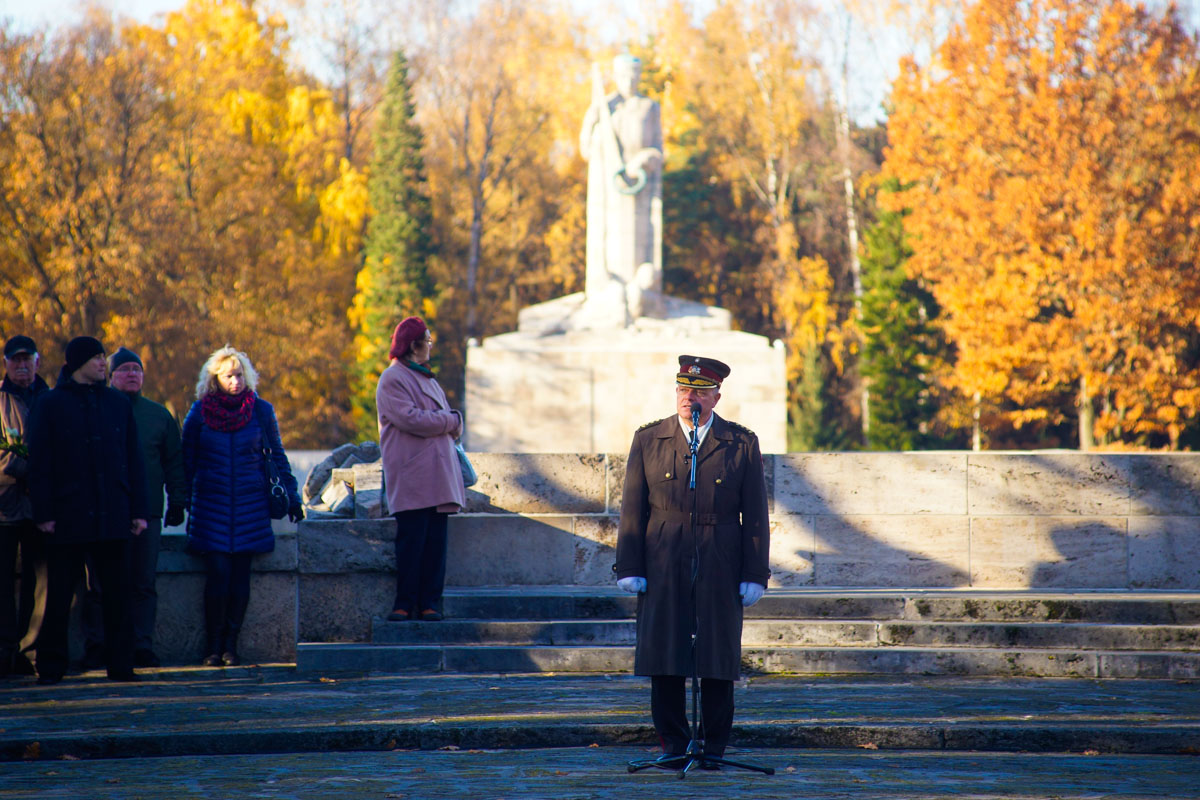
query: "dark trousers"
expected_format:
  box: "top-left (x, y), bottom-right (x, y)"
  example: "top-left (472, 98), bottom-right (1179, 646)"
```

top-left (83, 519), bottom-right (163, 655)
top-left (392, 508), bottom-right (448, 614)
top-left (650, 674), bottom-right (735, 757)
top-left (203, 552), bottom-right (253, 657)
top-left (0, 521), bottom-right (43, 670)
top-left (32, 539), bottom-right (133, 680)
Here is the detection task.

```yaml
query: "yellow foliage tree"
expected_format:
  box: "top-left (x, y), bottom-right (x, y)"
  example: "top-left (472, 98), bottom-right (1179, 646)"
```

top-left (883, 0), bottom-right (1200, 449)
top-left (0, 2), bottom-right (366, 445)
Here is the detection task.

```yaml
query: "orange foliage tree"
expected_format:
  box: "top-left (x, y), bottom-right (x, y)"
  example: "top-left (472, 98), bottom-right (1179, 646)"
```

top-left (883, 0), bottom-right (1200, 449)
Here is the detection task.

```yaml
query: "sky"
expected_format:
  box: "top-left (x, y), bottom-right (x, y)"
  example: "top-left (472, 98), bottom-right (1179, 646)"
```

top-left (4, 0), bottom-right (1200, 127)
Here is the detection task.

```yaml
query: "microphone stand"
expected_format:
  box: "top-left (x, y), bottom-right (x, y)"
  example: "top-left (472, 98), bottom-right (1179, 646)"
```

top-left (627, 404), bottom-right (773, 779)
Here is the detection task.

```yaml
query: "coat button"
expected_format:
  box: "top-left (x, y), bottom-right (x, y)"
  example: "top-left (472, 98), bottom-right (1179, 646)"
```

top-left (716, 478), bottom-right (722, 484)
top-left (665, 472), bottom-right (671, 478)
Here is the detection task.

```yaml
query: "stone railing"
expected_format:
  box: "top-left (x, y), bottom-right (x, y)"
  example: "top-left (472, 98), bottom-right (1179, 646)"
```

top-left (140, 451), bottom-right (1200, 662)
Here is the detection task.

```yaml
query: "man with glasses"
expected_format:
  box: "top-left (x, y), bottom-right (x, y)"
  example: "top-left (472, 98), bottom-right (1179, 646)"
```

top-left (614, 355), bottom-right (770, 767)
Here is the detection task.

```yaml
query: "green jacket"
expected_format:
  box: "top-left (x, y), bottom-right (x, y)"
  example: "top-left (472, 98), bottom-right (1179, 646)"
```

top-left (129, 393), bottom-right (187, 517)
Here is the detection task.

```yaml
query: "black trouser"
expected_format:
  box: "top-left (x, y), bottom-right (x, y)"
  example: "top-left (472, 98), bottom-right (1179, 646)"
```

top-left (392, 508), bottom-right (448, 614)
top-left (0, 521), bottom-right (42, 669)
top-left (650, 674), bottom-right (735, 757)
top-left (203, 552), bottom-right (253, 657)
top-left (33, 539), bottom-right (133, 680)
top-left (83, 519), bottom-right (163, 655)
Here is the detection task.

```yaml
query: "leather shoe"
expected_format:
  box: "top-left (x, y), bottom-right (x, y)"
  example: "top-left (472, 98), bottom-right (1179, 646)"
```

top-left (221, 651), bottom-right (240, 667)
top-left (419, 609), bottom-right (443, 621)
top-left (386, 609), bottom-right (410, 621)
top-left (36, 674), bottom-right (63, 686)
top-left (202, 654), bottom-right (223, 667)
top-left (133, 649), bottom-right (160, 668)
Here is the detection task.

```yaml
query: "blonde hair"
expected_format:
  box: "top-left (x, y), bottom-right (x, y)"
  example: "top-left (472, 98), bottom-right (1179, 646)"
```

top-left (195, 345), bottom-right (259, 400)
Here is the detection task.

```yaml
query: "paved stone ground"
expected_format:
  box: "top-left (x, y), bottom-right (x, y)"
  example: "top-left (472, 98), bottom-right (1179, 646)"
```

top-left (2, 667), bottom-right (1198, 798)
top-left (4, 748), bottom-right (1198, 799)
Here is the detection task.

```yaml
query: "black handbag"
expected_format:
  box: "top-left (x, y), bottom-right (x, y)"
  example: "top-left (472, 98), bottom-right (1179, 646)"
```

top-left (254, 402), bottom-right (289, 520)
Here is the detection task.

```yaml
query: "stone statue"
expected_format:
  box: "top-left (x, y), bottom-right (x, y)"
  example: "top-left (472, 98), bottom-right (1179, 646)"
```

top-left (578, 54), bottom-right (663, 325)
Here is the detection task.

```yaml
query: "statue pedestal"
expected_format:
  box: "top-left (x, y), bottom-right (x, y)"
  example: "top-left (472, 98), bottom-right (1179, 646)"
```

top-left (465, 307), bottom-right (787, 454)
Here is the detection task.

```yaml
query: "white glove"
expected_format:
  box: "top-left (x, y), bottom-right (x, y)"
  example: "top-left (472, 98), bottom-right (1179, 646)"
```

top-left (739, 582), bottom-right (765, 607)
top-left (618, 576), bottom-right (647, 594)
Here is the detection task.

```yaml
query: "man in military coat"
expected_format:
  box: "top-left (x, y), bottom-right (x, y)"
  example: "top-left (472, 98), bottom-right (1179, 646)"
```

top-left (614, 355), bottom-right (770, 762)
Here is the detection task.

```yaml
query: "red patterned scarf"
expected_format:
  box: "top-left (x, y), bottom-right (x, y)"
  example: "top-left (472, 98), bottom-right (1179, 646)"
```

top-left (201, 390), bottom-right (256, 432)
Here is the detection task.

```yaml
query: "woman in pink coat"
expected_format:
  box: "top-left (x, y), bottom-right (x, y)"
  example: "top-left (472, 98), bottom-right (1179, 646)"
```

top-left (377, 317), bottom-right (465, 621)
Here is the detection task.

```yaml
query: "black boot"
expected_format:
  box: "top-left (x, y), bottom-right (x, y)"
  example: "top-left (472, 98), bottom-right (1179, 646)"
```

top-left (222, 592), bottom-right (249, 666)
top-left (203, 592), bottom-right (227, 667)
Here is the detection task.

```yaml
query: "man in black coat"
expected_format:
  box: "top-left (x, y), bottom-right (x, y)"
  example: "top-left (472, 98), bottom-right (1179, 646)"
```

top-left (0, 335), bottom-right (49, 676)
top-left (615, 355), bottom-right (771, 763)
top-left (25, 337), bottom-right (148, 684)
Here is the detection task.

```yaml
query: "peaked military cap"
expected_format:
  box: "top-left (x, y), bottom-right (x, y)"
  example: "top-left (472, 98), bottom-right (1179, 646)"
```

top-left (676, 354), bottom-right (731, 388)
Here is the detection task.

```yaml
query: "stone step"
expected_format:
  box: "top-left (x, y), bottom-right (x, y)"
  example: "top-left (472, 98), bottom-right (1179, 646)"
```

top-left (370, 618), bottom-right (1200, 651)
top-left (296, 641), bottom-right (1200, 679)
top-left (439, 589), bottom-right (1200, 624)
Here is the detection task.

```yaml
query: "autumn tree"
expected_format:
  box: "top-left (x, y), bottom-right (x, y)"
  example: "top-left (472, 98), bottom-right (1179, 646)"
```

top-left (0, 1), bottom-right (368, 445)
top-left (348, 49), bottom-right (433, 440)
top-left (883, 0), bottom-right (1200, 449)
top-left (0, 17), bottom-right (167, 362)
top-left (411, 0), bottom-right (590, 401)
top-left (655, 0), bottom-right (870, 447)
top-left (131, 0), bottom-right (369, 445)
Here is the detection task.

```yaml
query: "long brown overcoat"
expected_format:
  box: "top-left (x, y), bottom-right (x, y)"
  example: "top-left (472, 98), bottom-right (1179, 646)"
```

top-left (614, 413), bottom-right (770, 680)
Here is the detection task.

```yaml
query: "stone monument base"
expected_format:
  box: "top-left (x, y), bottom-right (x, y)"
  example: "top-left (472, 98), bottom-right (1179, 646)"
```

top-left (465, 322), bottom-right (787, 454)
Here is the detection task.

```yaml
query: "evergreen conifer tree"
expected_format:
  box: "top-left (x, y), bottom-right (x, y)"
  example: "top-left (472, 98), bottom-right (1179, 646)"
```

top-left (859, 180), bottom-right (943, 450)
top-left (349, 50), bottom-right (433, 440)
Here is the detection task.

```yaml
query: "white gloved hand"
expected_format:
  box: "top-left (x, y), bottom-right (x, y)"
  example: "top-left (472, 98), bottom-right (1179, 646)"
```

top-left (618, 576), bottom-right (647, 594)
top-left (739, 581), bottom-right (765, 607)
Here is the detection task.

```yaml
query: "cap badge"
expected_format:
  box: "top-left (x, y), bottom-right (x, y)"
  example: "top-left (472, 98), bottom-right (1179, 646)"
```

top-left (689, 365), bottom-right (701, 375)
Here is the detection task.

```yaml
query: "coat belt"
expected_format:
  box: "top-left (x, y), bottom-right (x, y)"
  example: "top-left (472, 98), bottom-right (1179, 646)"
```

top-left (650, 508), bottom-right (740, 526)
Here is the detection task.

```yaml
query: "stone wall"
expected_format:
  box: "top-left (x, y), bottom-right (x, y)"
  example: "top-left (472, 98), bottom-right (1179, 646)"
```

top-left (69, 451), bottom-right (1200, 662)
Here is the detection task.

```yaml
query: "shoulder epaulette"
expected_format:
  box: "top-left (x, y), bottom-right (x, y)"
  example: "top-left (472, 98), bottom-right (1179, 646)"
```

top-left (726, 419), bottom-right (756, 437)
top-left (637, 416), bottom-right (670, 432)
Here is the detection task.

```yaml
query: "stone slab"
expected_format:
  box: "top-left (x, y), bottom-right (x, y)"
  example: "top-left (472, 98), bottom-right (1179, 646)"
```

top-left (298, 573), bottom-right (394, 643)
top-left (1128, 517), bottom-right (1200, 590)
top-left (155, 572), bottom-right (296, 663)
top-left (766, 515), bottom-right (815, 587)
top-left (465, 454), bottom-right (607, 514)
top-left (811, 515), bottom-right (970, 587)
top-left (969, 517), bottom-right (1128, 588)
top-left (571, 515), bottom-right (618, 585)
top-left (1129, 455), bottom-right (1200, 515)
top-left (968, 454), bottom-right (1132, 516)
top-left (741, 647), bottom-right (1100, 678)
top-left (465, 329), bottom-right (787, 454)
top-left (446, 515), bottom-right (577, 585)
top-left (158, 532), bottom-right (298, 573)
top-left (775, 453), bottom-right (967, 515)
top-left (298, 519), bottom-right (394, 573)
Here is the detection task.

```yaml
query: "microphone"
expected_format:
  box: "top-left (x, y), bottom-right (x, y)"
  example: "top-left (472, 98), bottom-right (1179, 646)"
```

top-left (690, 401), bottom-right (701, 429)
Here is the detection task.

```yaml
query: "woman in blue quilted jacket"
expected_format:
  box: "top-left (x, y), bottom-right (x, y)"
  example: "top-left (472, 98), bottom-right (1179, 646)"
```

top-left (182, 346), bottom-right (301, 667)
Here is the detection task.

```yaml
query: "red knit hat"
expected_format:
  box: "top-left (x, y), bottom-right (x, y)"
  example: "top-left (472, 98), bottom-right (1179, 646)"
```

top-left (389, 317), bottom-right (428, 361)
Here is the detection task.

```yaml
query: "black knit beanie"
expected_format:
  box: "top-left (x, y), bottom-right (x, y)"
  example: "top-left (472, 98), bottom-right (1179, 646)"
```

top-left (108, 346), bottom-right (143, 373)
top-left (64, 336), bottom-right (105, 375)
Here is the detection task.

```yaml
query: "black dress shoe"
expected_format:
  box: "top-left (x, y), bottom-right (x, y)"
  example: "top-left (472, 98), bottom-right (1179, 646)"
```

top-left (419, 609), bottom-right (443, 621)
top-left (202, 654), bottom-right (223, 667)
top-left (221, 651), bottom-right (240, 667)
top-left (107, 670), bottom-right (140, 683)
top-left (36, 674), bottom-right (63, 686)
top-left (133, 649), bottom-right (160, 668)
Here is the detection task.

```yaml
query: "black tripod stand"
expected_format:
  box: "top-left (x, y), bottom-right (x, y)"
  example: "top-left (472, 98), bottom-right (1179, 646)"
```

top-left (627, 404), bottom-right (773, 779)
